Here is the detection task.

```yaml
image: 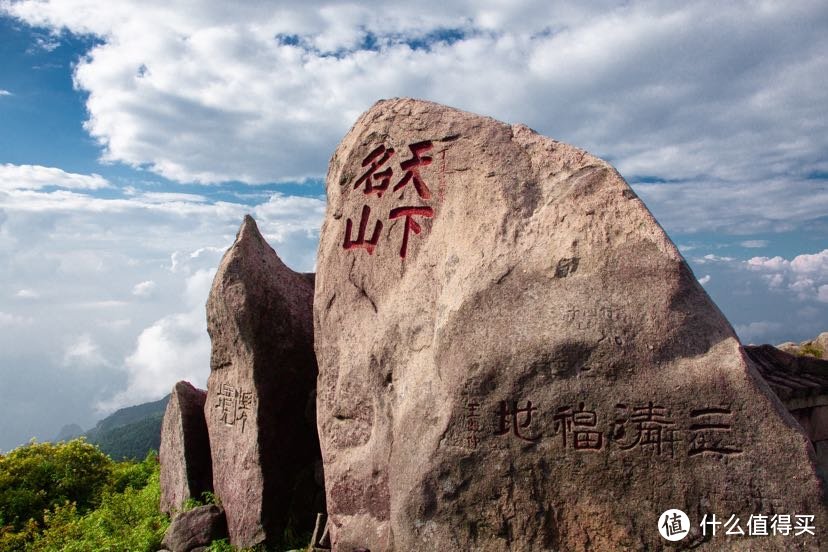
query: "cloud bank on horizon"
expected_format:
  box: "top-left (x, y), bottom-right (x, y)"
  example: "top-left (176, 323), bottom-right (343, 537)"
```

top-left (0, 0), bottom-right (826, 449)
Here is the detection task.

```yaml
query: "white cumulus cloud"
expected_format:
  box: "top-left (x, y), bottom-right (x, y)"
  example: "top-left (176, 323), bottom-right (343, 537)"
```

top-left (131, 280), bottom-right (156, 297)
top-left (15, 289), bottom-right (39, 299)
top-left (0, 311), bottom-right (33, 327)
top-left (0, 163), bottom-right (110, 191)
top-left (735, 321), bottom-right (782, 344)
top-left (62, 333), bottom-right (107, 368)
top-left (3, 0), bottom-right (826, 205)
top-left (740, 240), bottom-right (768, 248)
top-left (0, 164), bottom-right (325, 444)
top-left (746, 249), bottom-right (828, 302)
top-left (97, 269), bottom-right (214, 413)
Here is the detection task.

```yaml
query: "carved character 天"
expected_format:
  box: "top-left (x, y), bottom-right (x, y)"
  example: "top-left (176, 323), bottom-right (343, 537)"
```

top-left (393, 141), bottom-right (434, 200)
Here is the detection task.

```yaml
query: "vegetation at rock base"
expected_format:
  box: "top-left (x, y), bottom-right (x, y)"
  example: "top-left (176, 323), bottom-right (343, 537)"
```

top-left (0, 439), bottom-right (167, 551)
top-left (0, 439), bottom-right (317, 552)
top-left (799, 342), bottom-right (825, 359)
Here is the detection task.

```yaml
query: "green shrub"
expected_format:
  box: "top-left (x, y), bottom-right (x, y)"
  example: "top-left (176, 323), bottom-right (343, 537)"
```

top-left (181, 489), bottom-right (221, 513)
top-left (108, 451), bottom-right (158, 494)
top-left (0, 439), bottom-right (112, 530)
top-left (800, 343), bottom-right (824, 358)
top-left (208, 539), bottom-right (235, 551)
top-left (29, 468), bottom-right (169, 552)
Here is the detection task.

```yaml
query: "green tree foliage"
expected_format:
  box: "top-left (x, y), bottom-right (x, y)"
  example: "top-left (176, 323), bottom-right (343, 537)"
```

top-left (0, 439), bottom-right (310, 552)
top-left (0, 440), bottom-right (169, 552)
top-left (28, 468), bottom-right (168, 552)
top-left (0, 439), bottom-right (112, 531)
top-left (92, 413), bottom-right (163, 461)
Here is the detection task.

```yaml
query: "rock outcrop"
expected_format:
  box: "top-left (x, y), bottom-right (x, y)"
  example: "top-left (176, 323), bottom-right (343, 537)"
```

top-left (314, 98), bottom-right (827, 550)
top-left (161, 504), bottom-right (228, 552)
top-left (160, 381), bottom-right (212, 515)
top-left (205, 215), bottom-right (322, 547)
top-left (778, 332), bottom-right (828, 360)
top-left (746, 344), bottom-right (828, 476)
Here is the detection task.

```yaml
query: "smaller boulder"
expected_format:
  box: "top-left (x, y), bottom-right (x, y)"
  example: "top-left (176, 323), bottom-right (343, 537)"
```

top-left (161, 504), bottom-right (228, 552)
top-left (160, 381), bottom-right (213, 515)
top-left (775, 331), bottom-right (828, 359)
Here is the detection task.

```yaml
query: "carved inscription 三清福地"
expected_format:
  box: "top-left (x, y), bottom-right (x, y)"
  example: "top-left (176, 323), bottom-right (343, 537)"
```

top-left (214, 383), bottom-right (254, 432)
top-left (342, 140), bottom-right (439, 258)
top-left (461, 399), bottom-right (743, 459)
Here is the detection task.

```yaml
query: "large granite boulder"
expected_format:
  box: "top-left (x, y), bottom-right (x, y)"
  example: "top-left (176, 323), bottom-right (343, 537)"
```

top-left (205, 215), bottom-right (321, 547)
top-left (314, 98), bottom-right (827, 550)
top-left (160, 381), bottom-right (213, 515)
top-left (161, 504), bottom-right (228, 552)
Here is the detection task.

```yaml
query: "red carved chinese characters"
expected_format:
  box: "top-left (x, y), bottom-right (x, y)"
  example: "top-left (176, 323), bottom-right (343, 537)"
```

top-left (342, 140), bottom-right (436, 258)
top-left (353, 145), bottom-right (395, 197)
top-left (389, 206), bottom-right (434, 258)
top-left (393, 141), bottom-right (433, 199)
top-left (343, 205), bottom-right (383, 254)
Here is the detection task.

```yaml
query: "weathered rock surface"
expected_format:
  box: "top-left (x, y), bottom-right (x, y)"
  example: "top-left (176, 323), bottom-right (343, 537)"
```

top-left (778, 332), bottom-right (828, 360)
top-left (161, 504), bottom-right (228, 552)
top-left (747, 344), bottom-right (828, 477)
top-left (314, 98), bottom-right (827, 551)
top-left (205, 215), bottom-right (322, 547)
top-left (160, 381), bottom-right (212, 515)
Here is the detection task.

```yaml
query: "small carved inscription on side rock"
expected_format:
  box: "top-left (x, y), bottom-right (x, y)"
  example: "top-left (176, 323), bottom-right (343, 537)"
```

top-left (214, 383), bottom-right (254, 432)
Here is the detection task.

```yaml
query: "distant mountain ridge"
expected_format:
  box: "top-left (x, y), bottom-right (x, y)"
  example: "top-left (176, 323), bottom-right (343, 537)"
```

top-left (86, 395), bottom-right (170, 442)
top-left (89, 394), bottom-right (170, 460)
top-left (53, 423), bottom-right (84, 442)
top-left (53, 395), bottom-right (171, 460)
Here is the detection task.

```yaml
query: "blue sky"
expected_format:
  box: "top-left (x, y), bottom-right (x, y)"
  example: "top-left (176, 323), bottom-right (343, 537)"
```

top-left (0, 1), bottom-right (826, 451)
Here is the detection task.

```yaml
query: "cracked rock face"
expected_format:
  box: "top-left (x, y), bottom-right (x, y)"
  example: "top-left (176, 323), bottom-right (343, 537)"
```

top-left (205, 215), bottom-right (321, 548)
top-left (314, 98), bottom-right (826, 551)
